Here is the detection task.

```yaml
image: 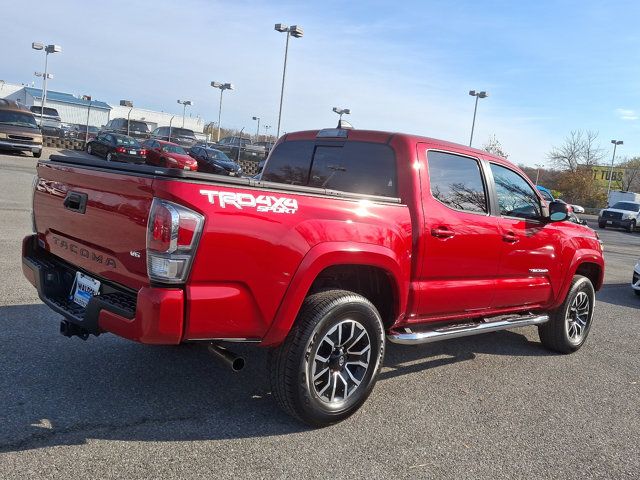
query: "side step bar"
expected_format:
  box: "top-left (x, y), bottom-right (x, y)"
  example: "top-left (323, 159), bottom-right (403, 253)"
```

top-left (387, 314), bottom-right (549, 345)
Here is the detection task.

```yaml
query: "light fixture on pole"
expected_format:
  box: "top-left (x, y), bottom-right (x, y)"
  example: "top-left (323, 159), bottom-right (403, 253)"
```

top-left (274, 23), bottom-right (303, 139)
top-left (252, 116), bottom-right (261, 141)
top-left (32, 42), bottom-right (61, 125)
top-left (211, 81), bottom-right (233, 142)
top-left (82, 95), bottom-right (92, 144)
top-left (468, 90), bottom-right (488, 147)
top-left (177, 99), bottom-right (193, 128)
top-left (607, 140), bottom-right (623, 196)
top-left (120, 100), bottom-right (134, 136)
top-left (332, 107), bottom-right (351, 122)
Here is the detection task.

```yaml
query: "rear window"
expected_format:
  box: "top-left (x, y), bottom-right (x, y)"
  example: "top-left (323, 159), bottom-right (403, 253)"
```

top-left (114, 136), bottom-right (140, 146)
top-left (170, 128), bottom-right (195, 138)
top-left (262, 140), bottom-right (397, 197)
top-left (127, 121), bottom-right (149, 132)
top-left (30, 106), bottom-right (59, 117)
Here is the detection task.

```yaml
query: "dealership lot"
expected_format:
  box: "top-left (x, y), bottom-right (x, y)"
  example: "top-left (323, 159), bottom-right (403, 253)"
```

top-left (0, 151), bottom-right (639, 479)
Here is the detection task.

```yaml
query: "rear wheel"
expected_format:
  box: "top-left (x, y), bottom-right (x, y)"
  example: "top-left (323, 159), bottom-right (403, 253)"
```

top-left (87, 144), bottom-right (93, 155)
top-left (269, 290), bottom-right (385, 427)
top-left (106, 152), bottom-right (113, 162)
top-left (538, 275), bottom-right (595, 353)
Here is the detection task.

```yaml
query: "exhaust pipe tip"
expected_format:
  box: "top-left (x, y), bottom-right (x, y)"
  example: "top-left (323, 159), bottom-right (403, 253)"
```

top-left (208, 344), bottom-right (245, 372)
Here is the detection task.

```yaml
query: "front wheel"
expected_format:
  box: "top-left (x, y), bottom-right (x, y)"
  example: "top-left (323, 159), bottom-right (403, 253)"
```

top-left (598, 222), bottom-right (606, 229)
top-left (538, 275), bottom-right (595, 353)
top-left (33, 150), bottom-right (42, 159)
top-left (269, 290), bottom-right (385, 427)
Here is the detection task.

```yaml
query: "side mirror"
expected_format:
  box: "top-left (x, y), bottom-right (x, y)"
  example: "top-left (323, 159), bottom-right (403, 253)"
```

top-left (548, 200), bottom-right (569, 222)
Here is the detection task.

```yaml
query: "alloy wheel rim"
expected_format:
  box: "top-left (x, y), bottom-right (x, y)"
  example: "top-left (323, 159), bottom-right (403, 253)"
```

top-left (566, 291), bottom-right (590, 342)
top-left (310, 319), bottom-right (372, 404)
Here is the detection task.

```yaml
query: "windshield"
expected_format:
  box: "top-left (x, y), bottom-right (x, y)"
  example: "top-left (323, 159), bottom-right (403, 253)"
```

top-left (206, 149), bottom-right (232, 162)
top-left (611, 202), bottom-right (640, 212)
top-left (170, 128), bottom-right (195, 138)
top-left (0, 111), bottom-right (39, 129)
top-left (115, 136), bottom-right (140, 147)
top-left (162, 144), bottom-right (187, 154)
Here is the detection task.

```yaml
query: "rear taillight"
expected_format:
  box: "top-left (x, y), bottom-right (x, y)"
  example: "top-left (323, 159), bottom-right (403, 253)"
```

top-left (139, 149), bottom-right (147, 156)
top-left (146, 198), bottom-right (204, 284)
top-left (115, 146), bottom-right (126, 153)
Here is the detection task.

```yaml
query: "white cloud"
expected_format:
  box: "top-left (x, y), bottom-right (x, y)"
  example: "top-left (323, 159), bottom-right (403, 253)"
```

top-left (616, 108), bottom-right (638, 121)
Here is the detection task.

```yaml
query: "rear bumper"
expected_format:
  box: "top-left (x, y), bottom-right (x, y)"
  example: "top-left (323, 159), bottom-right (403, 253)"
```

top-left (22, 235), bottom-right (184, 344)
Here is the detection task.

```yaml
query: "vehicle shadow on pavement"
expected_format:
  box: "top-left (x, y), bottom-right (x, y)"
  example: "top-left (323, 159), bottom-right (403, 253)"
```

top-left (596, 283), bottom-right (639, 309)
top-left (0, 304), bottom-right (549, 453)
top-left (381, 329), bottom-right (550, 381)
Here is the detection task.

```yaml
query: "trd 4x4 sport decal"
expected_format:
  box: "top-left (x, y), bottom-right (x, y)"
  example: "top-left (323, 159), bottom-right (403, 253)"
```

top-left (200, 190), bottom-right (298, 214)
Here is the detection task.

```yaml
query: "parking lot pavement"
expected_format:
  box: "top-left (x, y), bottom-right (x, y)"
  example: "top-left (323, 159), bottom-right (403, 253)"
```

top-left (0, 150), bottom-right (639, 479)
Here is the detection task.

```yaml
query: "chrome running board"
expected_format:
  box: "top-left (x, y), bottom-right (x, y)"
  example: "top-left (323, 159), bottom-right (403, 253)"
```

top-left (387, 314), bottom-right (549, 345)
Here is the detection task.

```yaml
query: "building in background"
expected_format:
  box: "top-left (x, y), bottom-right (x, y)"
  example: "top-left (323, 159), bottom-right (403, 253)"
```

top-left (108, 105), bottom-right (205, 133)
top-left (0, 81), bottom-right (205, 134)
top-left (3, 85), bottom-right (111, 127)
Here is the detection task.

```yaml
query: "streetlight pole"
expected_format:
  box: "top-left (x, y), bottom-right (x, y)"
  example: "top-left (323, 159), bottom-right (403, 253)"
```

top-left (535, 163), bottom-right (544, 185)
top-left (168, 115), bottom-right (176, 142)
top-left (275, 24), bottom-right (303, 139)
top-left (82, 95), bottom-right (92, 144)
top-left (252, 116), bottom-right (260, 141)
top-left (119, 100), bottom-right (133, 136)
top-left (468, 90), bottom-right (488, 147)
top-left (32, 42), bottom-right (61, 125)
top-left (211, 82), bottom-right (233, 142)
top-left (177, 99), bottom-right (192, 128)
top-left (607, 140), bottom-right (623, 197)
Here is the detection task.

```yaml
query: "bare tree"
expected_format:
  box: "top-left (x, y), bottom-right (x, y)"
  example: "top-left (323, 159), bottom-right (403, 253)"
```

top-left (618, 157), bottom-right (640, 191)
top-left (483, 134), bottom-right (509, 158)
top-left (547, 130), bottom-right (605, 172)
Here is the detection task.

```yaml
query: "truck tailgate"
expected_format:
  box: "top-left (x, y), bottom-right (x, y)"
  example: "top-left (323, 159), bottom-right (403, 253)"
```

top-left (34, 161), bottom-right (153, 291)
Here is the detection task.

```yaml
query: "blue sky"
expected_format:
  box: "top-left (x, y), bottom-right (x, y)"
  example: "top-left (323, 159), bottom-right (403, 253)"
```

top-left (2, 0), bottom-right (639, 166)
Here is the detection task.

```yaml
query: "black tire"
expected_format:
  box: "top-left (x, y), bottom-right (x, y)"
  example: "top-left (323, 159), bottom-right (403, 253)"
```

top-left (86, 144), bottom-right (93, 155)
top-left (106, 152), bottom-right (113, 162)
top-left (634, 289), bottom-right (640, 297)
top-left (538, 275), bottom-right (595, 353)
top-left (33, 150), bottom-right (42, 159)
top-left (598, 222), bottom-right (606, 229)
top-left (269, 290), bottom-right (385, 427)
top-left (627, 220), bottom-right (636, 233)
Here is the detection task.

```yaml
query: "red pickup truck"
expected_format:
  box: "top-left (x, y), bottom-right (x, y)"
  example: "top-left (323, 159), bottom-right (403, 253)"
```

top-left (23, 127), bottom-right (604, 426)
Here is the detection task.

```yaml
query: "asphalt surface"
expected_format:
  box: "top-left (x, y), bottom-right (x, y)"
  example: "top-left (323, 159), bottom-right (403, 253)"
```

top-left (0, 150), bottom-right (639, 479)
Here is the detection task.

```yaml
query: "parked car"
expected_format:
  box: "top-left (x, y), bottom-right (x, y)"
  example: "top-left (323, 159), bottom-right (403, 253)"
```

top-left (142, 139), bottom-right (198, 171)
top-left (216, 136), bottom-right (265, 161)
top-left (254, 140), bottom-right (275, 155)
top-left (0, 99), bottom-right (43, 157)
top-left (151, 126), bottom-right (197, 147)
top-left (188, 145), bottom-right (242, 175)
top-left (86, 132), bottom-right (146, 163)
top-left (598, 201), bottom-right (640, 232)
top-left (24, 127), bottom-right (604, 426)
top-left (102, 118), bottom-right (150, 140)
top-left (29, 106), bottom-right (62, 137)
top-left (71, 124), bottom-right (99, 142)
top-left (632, 259), bottom-right (640, 296)
top-left (536, 186), bottom-right (586, 218)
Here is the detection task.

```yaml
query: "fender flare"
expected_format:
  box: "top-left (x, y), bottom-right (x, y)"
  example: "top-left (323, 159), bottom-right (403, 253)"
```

top-left (260, 241), bottom-right (408, 346)
top-left (552, 251), bottom-right (604, 309)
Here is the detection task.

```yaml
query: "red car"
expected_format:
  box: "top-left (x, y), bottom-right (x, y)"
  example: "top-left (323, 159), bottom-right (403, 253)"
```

top-left (23, 127), bottom-right (604, 426)
top-left (142, 139), bottom-right (198, 171)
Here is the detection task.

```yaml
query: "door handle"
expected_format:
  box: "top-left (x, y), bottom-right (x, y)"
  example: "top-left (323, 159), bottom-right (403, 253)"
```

top-left (431, 226), bottom-right (455, 239)
top-left (502, 231), bottom-right (518, 243)
top-left (63, 191), bottom-right (88, 214)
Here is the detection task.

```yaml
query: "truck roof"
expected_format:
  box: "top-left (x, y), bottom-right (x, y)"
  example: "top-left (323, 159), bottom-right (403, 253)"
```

top-left (284, 128), bottom-right (510, 165)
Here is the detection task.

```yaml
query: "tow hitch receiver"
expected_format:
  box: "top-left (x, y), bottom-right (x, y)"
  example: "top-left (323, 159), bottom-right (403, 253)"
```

top-left (59, 320), bottom-right (91, 341)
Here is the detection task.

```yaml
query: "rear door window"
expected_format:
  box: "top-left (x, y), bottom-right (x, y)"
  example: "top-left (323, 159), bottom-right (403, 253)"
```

top-left (427, 151), bottom-right (488, 214)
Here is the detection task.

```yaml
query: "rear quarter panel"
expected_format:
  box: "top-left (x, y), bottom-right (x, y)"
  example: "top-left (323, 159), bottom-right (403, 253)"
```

top-left (152, 179), bottom-right (413, 342)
